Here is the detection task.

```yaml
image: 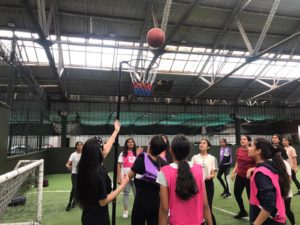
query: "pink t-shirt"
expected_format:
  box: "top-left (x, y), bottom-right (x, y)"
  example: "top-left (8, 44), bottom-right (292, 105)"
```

top-left (118, 150), bottom-right (136, 168)
top-left (160, 164), bottom-right (204, 225)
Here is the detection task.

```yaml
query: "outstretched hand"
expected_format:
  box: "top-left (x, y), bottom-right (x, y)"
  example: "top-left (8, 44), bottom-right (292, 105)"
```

top-left (136, 146), bottom-right (144, 155)
top-left (114, 120), bottom-right (121, 132)
top-left (120, 174), bottom-right (129, 187)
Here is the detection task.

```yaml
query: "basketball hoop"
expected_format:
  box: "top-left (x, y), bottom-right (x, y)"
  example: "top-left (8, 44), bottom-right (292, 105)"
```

top-left (127, 59), bottom-right (159, 96)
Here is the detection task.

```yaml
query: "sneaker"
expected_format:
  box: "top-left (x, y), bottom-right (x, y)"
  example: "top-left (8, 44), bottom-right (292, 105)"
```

top-left (293, 190), bottom-right (300, 196)
top-left (122, 210), bottom-right (128, 219)
top-left (65, 204), bottom-right (71, 211)
top-left (71, 202), bottom-right (76, 208)
top-left (224, 193), bottom-right (232, 199)
top-left (220, 191), bottom-right (227, 197)
top-left (234, 210), bottom-right (248, 219)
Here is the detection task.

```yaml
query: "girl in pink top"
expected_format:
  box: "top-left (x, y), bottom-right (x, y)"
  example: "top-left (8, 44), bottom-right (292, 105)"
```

top-left (157, 135), bottom-right (212, 225)
top-left (117, 138), bottom-right (137, 218)
top-left (248, 138), bottom-right (290, 225)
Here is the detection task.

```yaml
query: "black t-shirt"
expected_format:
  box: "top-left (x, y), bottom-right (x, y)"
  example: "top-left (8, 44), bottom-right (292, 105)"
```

top-left (131, 153), bottom-right (168, 198)
top-left (82, 165), bottom-right (112, 225)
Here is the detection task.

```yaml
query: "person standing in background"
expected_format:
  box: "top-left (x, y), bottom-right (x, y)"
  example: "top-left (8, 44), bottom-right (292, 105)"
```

top-left (117, 138), bottom-right (137, 219)
top-left (191, 139), bottom-right (218, 225)
top-left (217, 138), bottom-right (232, 198)
top-left (282, 136), bottom-right (300, 196)
top-left (65, 141), bottom-right (83, 211)
top-left (231, 135), bottom-right (255, 219)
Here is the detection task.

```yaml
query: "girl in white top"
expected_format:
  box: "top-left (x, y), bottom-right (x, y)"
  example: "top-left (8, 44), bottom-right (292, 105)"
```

top-left (272, 141), bottom-right (296, 225)
top-left (191, 139), bottom-right (218, 225)
top-left (65, 141), bottom-right (83, 211)
top-left (282, 136), bottom-right (300, 195)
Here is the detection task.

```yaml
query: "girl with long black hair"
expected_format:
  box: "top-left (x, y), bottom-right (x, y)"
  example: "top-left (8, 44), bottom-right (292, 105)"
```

top-left (76, 120), bottom-right (129, 225)
top-left (157, 135), bottom-right (213, 225)
top-left (248, 138), bottom-right (290, 225)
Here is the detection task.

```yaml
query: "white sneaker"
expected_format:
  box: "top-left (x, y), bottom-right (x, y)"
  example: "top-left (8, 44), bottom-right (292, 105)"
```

top-left (122, 210), bottom-right (128, 219)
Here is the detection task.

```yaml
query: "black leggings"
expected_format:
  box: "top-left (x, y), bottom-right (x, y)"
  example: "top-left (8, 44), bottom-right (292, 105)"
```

top-left (131, 195), bottom-right (159, 225)
top-left (234, 175), bottom-right (250, 212)
top-left (205, 179), bottom-right (217, 225)
top-left (68, 174), bottom-right (77, 205)
top-left (217, 165), bottom-right (231, 194)
top-left (291, 170), bottom-right (300, 190)
top-left (285, 197), bottom-right (296, 225)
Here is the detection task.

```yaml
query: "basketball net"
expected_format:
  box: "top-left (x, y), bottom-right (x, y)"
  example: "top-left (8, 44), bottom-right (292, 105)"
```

top-left (128, 59), bottom-right (158, 96)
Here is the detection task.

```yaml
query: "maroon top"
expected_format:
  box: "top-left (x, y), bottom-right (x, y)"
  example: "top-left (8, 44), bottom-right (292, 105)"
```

top-left (236, 147), bottom-right (255, 177)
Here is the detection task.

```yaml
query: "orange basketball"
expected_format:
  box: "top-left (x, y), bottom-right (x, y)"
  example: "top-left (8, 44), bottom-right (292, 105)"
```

top-left (146, 28), bottom-right (165, 48)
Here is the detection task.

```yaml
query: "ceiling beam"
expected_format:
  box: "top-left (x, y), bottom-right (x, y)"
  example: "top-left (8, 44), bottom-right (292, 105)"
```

top-left (161, 0), bottom-right (173, 32)
top-left (253, 0), bottom-right (281, 54)
top-left (145, 0), bottom-right (201, 75)
top-left (2, 2), bottom-right (300, 21)
top-left (0, 4), bottom-right (291, 40)
top-left (192, 30), bottom-right (300, 99)
top-left (23, 0), bottom-right (66, 99)
top-left (3, 34), bottom-right (300, 63)
top-left (246, 76), bottom-right (300, 101)
top-left (0, 40), bottom-right (45, 98)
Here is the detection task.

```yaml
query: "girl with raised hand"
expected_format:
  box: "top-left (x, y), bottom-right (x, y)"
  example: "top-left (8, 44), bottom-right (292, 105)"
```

top-left (76, 120), bottom-right (129, 225)
top-left (157, 135), bottom-right (213, 225)
top-left (248, 138), bottom-right (290, 225)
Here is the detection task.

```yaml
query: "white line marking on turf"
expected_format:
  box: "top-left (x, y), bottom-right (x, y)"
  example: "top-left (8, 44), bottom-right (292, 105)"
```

top-left (28, 190), bottom-right (70, 194)
top-left (213, 206), bottom-right (250, 221)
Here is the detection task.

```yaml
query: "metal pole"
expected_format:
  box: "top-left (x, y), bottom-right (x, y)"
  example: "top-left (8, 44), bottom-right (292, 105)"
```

top-left (112, 61), bottom-right (127, 225)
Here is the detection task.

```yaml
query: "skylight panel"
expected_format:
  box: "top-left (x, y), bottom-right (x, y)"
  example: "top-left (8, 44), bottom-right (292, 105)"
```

top-left (24, 46), bottom-right (37, 62)
top-left (68, 36), bottom-right (86, 43)
top-left (86, 52), bottom-right (101, 68)
top-left (171, 60), bottom-right (186, 72)
top-left (0, 30), bottom-right (13, 37)
top-left (70, 51), bottom-right (85, 66)
top-left (35, 48), bottom-right (48, 63)
top-left (15, 31), bottom-right (32, 38)
top-left (159, 59), bottom-right (173, 71)
top-left (184, 61), bottom-right (199, 73)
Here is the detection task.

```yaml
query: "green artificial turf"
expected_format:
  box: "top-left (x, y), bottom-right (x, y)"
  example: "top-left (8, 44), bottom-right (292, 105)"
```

top-left (1, 170), bottom-right (300, 225)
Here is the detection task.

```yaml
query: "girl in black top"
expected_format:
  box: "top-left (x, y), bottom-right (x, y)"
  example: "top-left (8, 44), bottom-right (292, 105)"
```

top-left (76, 120), bottom-right (129, 225)
top-left (128, 135), bottom-right (168, 225)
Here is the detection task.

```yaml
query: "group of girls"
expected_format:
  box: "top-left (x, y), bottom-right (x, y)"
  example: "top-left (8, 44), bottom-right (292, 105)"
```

top-left (230, 134), bottom-right (298, 225)
top-left (75, 120), bottom-right (214, 225)
top-left (74, 120), bottom-right (299, 225)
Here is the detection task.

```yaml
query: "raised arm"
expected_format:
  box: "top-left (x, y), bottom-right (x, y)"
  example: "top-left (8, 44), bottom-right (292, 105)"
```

top-left (102, 120), bottom-right (121, 158)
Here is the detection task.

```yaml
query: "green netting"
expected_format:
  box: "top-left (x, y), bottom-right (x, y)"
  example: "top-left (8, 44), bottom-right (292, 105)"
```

top-left (47, 111), bottom-right (289, 128)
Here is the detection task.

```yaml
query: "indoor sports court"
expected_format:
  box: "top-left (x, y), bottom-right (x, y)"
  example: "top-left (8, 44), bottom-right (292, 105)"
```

top-left (0, 0), bottom-right (300, 225)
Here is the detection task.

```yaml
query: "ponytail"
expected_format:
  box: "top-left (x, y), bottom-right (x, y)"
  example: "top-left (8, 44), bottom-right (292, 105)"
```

top-left (255, 138), bottom-right (290, 197)
top-left (172, 135), bottom-right (199, 201)
top-left (176, 160), bottom-right (199, 200)
top-left (272, 148), bottom-right (290, 197)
